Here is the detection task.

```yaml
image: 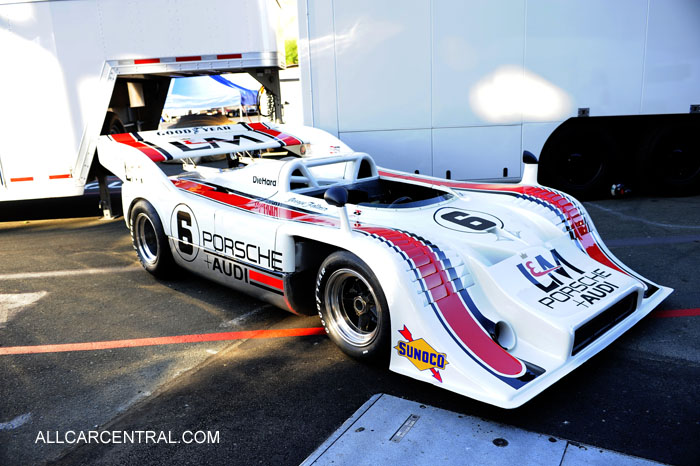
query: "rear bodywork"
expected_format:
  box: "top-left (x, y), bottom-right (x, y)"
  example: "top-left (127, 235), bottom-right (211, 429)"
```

top-left (97, 123), bottom-right (672, 408)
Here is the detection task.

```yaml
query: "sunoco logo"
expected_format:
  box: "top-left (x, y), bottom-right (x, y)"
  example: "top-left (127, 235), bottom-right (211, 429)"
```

top-left (395, 325), bottom-right (447, 382)
top-left (252, 176), bottom-right (276, 186)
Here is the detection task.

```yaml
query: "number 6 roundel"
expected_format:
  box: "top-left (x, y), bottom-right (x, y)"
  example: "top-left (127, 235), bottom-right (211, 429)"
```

top-left (433, 207), bottom-right (503, 234)
top-left (170, 204), bottom-right (200, 262)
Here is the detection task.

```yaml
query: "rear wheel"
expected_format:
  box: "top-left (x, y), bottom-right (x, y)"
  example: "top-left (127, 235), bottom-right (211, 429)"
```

top-left (130, 200), bottom-right (175, 277)
top-left (316, 251), bottom-right (390, 360)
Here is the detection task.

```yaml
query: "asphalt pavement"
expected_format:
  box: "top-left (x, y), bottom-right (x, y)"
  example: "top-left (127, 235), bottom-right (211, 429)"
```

top-left (0, 193), bottom-right (698, 465)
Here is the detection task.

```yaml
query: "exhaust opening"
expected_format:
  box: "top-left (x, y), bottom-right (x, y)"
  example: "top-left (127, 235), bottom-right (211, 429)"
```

top-left (495, 321), bottom-right (516, 350)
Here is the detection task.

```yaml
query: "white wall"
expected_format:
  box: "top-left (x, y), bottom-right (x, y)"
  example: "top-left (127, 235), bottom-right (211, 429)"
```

top-left (300, 0), bottom-right (700, 181)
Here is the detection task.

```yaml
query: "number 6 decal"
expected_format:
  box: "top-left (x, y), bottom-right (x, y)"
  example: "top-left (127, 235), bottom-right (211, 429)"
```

top-left (177, 211), bottom-right (194, 255)
top-left (170, 204), bottom-right (200, 262)
top-left (433, 207), bottom-right (503, 234)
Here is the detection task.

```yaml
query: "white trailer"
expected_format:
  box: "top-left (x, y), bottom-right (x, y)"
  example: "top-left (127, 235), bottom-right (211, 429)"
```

top-left (297, 0), bottom-right (700, 197)
top-left (0, 0), bottom-right (286, 213)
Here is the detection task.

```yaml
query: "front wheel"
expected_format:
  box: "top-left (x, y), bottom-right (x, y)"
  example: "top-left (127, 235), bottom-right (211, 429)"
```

top-left (130, 200), bottom-right (175, 277)
top-left (316, 251), bottom-right (390, 360)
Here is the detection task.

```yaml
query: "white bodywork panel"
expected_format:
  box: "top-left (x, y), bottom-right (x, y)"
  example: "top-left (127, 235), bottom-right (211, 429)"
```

top-left (0, 0), bottom-right (283, 201)
top-left (98, 123), bottom-right (672, 408)
top-left (298, 0), bottom-right (700, 178)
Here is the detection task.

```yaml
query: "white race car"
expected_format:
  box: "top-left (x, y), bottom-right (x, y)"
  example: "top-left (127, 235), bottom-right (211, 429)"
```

top-left (97, 123), bottom-right (671, 408)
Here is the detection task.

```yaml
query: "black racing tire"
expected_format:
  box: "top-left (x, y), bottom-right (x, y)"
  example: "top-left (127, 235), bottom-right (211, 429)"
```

top-left (316, 251), bottom-right (390, 360)
top-left (129, 200), bottom-right (175, 277)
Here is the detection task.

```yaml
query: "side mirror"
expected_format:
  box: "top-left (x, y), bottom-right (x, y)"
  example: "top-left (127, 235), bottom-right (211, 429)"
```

top-left (520, 150), bottom-right (540, 185)
top-left (324, 186), bottom-right (348, 207)
top-left (523, 150), bottom-right (538, 164)
top-left (324, 186), bottom-right (351, 234)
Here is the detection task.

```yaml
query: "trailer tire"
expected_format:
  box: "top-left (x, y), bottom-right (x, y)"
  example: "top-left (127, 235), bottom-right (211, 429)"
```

top-left (641, 123), bottom-right (700, 196)
top-left (539, 125), bottom-right (615, 199)
top-left (101, 111), bottom-right (126, 135)
top-left (130, 200), bottom-right (175, 277)
top-left (316, 251), bottom-right (390, 361)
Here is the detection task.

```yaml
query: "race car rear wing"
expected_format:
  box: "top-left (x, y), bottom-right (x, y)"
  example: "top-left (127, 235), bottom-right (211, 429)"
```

top-left (96, 122), bottom-right (353, 181)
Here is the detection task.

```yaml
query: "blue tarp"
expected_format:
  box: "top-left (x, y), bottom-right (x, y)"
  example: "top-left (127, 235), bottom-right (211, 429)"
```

top-left (210, 75), bottom-right (258, 106)
top-left (163, 75), bottom-right (258, 112)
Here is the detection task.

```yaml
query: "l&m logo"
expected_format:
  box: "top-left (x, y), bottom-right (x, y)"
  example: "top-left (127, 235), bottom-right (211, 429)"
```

top-left (516, 249), bottom-right (583, 293)
top-left (394, 325), bottom-right (448, 382)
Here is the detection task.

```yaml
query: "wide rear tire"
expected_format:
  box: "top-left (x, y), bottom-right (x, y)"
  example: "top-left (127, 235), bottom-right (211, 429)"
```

top-left (130, 200), bottom-right (175, 277)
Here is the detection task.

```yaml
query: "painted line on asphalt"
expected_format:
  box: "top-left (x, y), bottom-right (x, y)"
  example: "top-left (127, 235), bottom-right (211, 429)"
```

top-left (0, 266), bottom-right (140, 281)
top-left (586, 203), bottom-right (700, 230)
top-left (0, 308), bottom-right (696, 356)
top-left (0, 327), bottom-right (326, 355)
top-left (652, 308), bottom-right (700, 318)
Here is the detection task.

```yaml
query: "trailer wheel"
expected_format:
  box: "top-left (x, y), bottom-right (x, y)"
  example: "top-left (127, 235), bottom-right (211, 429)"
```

top-left (101, 111), bottom-right (126, 135)
top-left (643, 124), bottom-right (700, 196)
top-left (130, 200), bottom-right (175, 277)
top-left (316, 251), bottom-right (390, 360)
top-left (539, 125), bottom-right (615, 199)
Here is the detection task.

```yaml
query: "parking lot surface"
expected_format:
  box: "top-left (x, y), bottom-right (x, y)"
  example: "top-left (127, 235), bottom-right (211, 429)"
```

top-left (0, 194), bottom-right (698, 465)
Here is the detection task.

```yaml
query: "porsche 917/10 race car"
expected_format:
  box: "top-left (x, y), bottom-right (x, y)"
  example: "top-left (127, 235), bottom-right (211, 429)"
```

top-left (97, 122), bottom-right (671, 408)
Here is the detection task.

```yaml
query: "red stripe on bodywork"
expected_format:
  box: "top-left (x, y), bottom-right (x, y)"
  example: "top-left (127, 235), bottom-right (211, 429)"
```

top-left (10, 177), bottom-right (33, 182)
top-left (217, 53), bottom-right (242, 59)
top-left (0, 327), bottom-right (326, 356)
top-left (247, 123), bottom-right (303, 146)
top-left (249, 269), bottom-right (284, 291)
top-left (361, 226), bottom-right (525, 378)
top-left (49, 174), bottom-right (72, 180)
top-left (111, 133), bottom-right (167, 162)
top-left (134, 58), bottom-right (160, 64)
top-left (378, 170), bottom-right (626, 275)
top-left (171, 179), bottom-right (337, 227)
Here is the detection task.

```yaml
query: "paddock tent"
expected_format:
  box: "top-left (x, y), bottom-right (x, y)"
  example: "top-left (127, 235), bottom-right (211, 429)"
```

top-left (163, 75), bottom-right (257, 113)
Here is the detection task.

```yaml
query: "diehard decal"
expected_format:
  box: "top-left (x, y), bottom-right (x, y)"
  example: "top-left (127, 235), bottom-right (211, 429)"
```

top-left (395, 325), bottom-right (447, 382)
top-left (252, 176), bottom-right (277, 186)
